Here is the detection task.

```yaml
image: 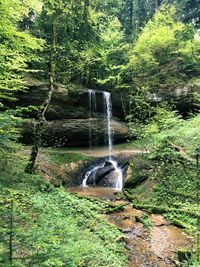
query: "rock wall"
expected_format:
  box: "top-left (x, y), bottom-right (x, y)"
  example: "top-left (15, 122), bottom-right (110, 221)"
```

top-left (17, 81), bottom-right (129, 147)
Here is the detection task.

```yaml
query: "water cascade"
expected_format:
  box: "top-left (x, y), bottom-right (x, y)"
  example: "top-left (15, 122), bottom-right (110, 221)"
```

top-left (88, 89), bottom-right (97, 148)
top-left (82, 163), bottom-right (104, 187)
top-left (83, 91), bottom-right (123, 190)
top-left (103, 92), bottom-right (113, 157)
top-left (109, 160), bottom-right (123, 190)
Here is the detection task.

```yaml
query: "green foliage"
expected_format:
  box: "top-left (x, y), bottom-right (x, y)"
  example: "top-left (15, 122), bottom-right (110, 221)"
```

top-left (0, 149), bottom-right (127, 266)
top-left (173, 0), bottom-right (200, 27)
top-left (129, 5), bottom-right (200, 94)
top-left (0, 187), bottom-right (127, 266)
top-left (26, 189), bottom-right (126, 267)
top-left (47, 151), bottom-right (91, 165)
top-left (129, 112), bottom-right (200, 157)
top-left (127, 137), bottom-right (199, 233)
top-left (128, 104), bottom-right (181, 140)
top-left (142, 215), bottom-right (153, 229)
top-left (0, 112), bottom-right (21, 148)
top-left (0, 0), bottom-right (44, 105)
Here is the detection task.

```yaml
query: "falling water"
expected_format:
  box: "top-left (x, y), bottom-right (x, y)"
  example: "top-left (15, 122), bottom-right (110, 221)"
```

top-left (83, 91), bottom-right (123, 190)
top-left (103, 92), bottom-right (113, 157)
top-left (109, 160), bottom-right (123, 190)
top-left (88, 89), bottom-right (97, 148)
top-left (82, 165), bottom-right (99, 187)
top-left (82, 163), bottom-right (104, 187)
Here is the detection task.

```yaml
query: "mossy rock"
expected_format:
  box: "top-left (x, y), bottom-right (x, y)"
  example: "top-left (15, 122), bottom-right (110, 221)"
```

top-left (124, 156), bottom-right (152, 188)
top-left (125, 173), bottom-right (148, 188)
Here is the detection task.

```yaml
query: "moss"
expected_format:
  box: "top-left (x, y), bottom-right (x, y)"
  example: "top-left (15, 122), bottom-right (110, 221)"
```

top-left (46, 150), bottom-right (91, 165)
top-left (124, 156), bottom-right (152, 188)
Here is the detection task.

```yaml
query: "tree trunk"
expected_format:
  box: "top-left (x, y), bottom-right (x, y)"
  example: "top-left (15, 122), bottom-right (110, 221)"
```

top-left (155, 0), bottom-right (161, 10)
top-left (129, 0), bottom-right (133, 36)
top-left (82, 0), bottom-right (90, 40)
top-left (135, 0), bottom-right (139, 37)
top-left (84, 0), bottom-right (89, 20)
top-left (25, 16), bottom-right (57, 173)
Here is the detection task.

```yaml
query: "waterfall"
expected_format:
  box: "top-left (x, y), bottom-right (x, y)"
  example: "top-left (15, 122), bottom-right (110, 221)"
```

top-left (108, 160), bottom-right (123, 190)
top-left (88, 89), bottom-right (97, 148)
top-left (103, 92), bottom-right (113, 157)
top-left (82, 165), bottom-right (100, 187)
top-left (82, 163), bottom-right (104, 187)
top-left (83, 90), bottom-right (123, 190)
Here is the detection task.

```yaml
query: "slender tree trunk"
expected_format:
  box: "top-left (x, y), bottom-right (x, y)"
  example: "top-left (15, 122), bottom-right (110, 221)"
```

top-left (155, 0), bottom-right (161, 10)
top-left (84, 0), bottom-right (89, 20)
top-left (120, 94), bottom-right (127, 118)
top-left (130, 0), bottom-right (133, 27)
top-left (129, 0), bottom-right (133, 38)
top-left (25, 16), bottom-right (57, 173)
top-left (135, 0), bottom-right (139, 37)
top-left (82, 0), bottom-right (89, 40)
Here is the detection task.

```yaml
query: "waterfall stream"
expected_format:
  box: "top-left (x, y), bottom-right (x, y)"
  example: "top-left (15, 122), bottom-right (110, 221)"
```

top-left (88, 89), bottom-right (97, 148)
top-left (83, 90), bottom-right (123, 190)
top-left (103, 92), bottom-right (113, 157)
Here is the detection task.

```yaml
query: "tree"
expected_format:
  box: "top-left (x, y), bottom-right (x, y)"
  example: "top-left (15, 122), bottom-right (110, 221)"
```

top-left (0, 0), bottom-right (43, 149)
top-left (129, 5), bottom-right (200, 93)
top-left (0, 0), bottom-right (43, 106)
top-left (26, 0), bottom-right (63, 172)
top-left (165, 0), bottom-right (200, 27)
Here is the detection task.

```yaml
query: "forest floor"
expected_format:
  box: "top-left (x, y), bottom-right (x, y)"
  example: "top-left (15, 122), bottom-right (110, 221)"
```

top-left (68, 187), bottom-right (193, 267)
top-left (6, 113), bottom-right (199, 266)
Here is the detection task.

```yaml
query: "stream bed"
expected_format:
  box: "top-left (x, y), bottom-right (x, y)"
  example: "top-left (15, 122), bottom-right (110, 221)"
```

top-left (67, 186), bottom-right (193, 267)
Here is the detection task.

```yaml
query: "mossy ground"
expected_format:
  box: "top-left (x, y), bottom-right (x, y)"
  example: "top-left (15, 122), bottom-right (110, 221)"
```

top-left (123, 114), bottom-right (200, 265)
top-left (0, 148), bottom-right (127, 267)
top-left (42, 148), bottom-right (92, 165)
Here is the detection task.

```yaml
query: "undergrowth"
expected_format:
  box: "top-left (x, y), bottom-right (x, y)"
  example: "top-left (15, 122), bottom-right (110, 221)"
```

top-left (0, 149), bottom-right (127, 267)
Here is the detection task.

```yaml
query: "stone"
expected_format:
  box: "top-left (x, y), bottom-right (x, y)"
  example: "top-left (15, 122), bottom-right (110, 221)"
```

top-left (14, 80), bottom-right (131, 147)
top-left (89, 163), bottom-right (115, 185)
top-left (21, 118), bottom-right (130, 147)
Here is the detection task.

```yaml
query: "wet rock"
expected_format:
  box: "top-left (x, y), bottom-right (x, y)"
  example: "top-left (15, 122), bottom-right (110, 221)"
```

top-left (88, 162), bottom-right (115, 185)
top-left (13, 81), bottom-right (130, 147)
top-left (150, 215), bottom-right (169, 227)
top-left (98, 169), bottom-right (120, 187)
top-left (84, 160), bottom-right (124, 187)
top-left (123, 228), bottom-right (132, 234)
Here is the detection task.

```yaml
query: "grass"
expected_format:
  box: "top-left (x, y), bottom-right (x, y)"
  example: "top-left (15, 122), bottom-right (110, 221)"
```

top-left (124, 114), bottom-right (200, 237)
top-left (46, 150), bottom-right (91, 165)
top-left (132, 113), bottom-right (200, 155)
top-left (0, 149), bottom-right (127, 267)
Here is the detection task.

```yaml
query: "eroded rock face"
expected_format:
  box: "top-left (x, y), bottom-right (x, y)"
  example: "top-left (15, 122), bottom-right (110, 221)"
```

top-left (21, 118), bottom-right (130, 147)
top-left (16, 83), bottom-right (126, 120)
top-left (16, 81), bottom-right (129, 147)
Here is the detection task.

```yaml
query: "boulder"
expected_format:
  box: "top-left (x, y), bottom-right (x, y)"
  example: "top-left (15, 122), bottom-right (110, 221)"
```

top-left (95, 162), bottom-right (115, 184)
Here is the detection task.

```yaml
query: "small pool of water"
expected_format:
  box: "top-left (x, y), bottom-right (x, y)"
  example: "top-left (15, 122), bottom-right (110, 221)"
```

top-left (66, 186), bottom-right (121, 199)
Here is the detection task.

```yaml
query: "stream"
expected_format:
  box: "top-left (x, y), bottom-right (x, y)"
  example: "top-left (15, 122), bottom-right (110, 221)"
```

top-left (67, 187), bottom-right (193, 267)
top-left (67, 90), bottom-right (192, 266)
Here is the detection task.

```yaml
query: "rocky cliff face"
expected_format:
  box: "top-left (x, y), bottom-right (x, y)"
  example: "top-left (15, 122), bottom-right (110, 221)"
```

top-left (18, 81), bottom-right (130, 147)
